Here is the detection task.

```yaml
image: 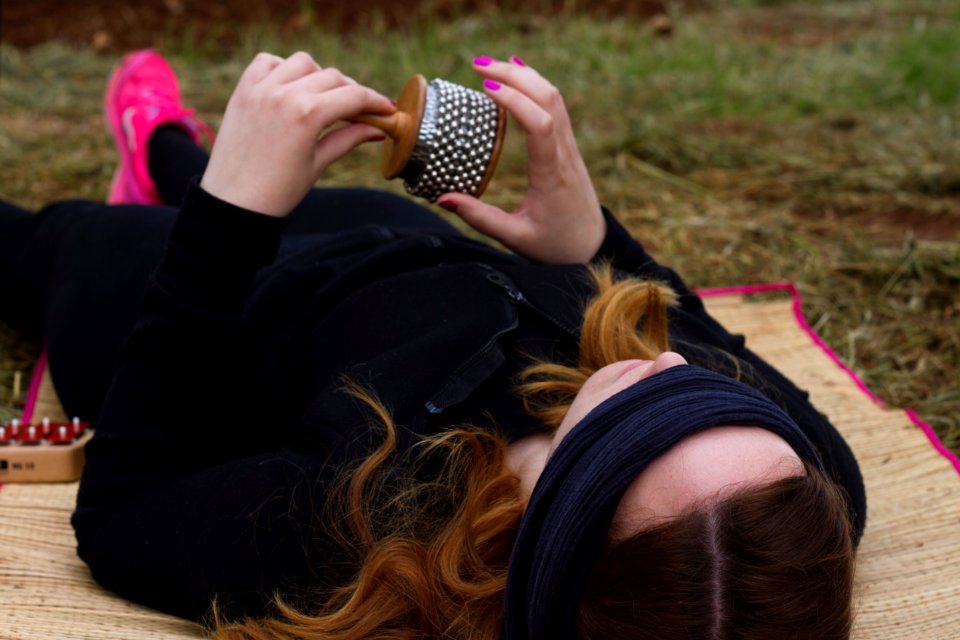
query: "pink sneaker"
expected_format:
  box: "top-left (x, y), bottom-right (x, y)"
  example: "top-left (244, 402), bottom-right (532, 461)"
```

top-left (104, 50), bottom-right (213, 205)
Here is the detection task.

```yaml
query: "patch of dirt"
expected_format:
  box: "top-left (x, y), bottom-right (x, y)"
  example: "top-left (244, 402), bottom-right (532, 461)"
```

top-left (732, 6), bottom-right (881, 47)
top-left (2, 0), bottom-right (677, 53)
top-left (793, 201), bottom-right (960, 244)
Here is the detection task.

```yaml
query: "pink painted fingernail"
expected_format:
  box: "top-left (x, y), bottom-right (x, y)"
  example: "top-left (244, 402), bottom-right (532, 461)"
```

top-left (437, 199), bottom-right (459, 213)
top-left (473, 55), bottom-right (494, 67)
top-left (510, 55), bottom-right (526, 67)
top-left (483, 79), bottom-right (501, 91)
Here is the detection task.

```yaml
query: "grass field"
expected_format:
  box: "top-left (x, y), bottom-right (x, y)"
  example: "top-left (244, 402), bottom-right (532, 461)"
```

top-left (1, 0), bottom-right (958, 452)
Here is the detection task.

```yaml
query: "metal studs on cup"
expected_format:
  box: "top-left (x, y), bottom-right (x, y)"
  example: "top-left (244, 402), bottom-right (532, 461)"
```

top-left (399, 79), bottom-right (501, 203)
top-left (350, 74), bottom-right (505, 201)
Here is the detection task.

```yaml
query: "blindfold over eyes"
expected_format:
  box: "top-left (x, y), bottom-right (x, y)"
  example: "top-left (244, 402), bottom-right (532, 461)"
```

top-left (504, 365), bottom-right (824, 640)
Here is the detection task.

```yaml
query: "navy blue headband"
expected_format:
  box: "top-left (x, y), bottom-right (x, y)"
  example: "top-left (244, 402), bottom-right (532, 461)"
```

top-left (503, 365), bottom-right (823, 640)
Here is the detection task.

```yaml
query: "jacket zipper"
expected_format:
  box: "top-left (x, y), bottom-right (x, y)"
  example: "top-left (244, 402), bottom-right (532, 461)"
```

top-left (424, 289), bottom-right (519, 415)
top-left (425, 263), bottom-right (579, 415)
top-left (479, 265), bottom-right (580, 338)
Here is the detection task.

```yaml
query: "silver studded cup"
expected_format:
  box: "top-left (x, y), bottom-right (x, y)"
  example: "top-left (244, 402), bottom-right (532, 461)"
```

top-left (351, 75), bottom-right (506, 203)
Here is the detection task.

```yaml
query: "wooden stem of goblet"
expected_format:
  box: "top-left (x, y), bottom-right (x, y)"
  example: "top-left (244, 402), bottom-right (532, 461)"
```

top-left (348, 74), bottom-right (427, 180)
top-left (350, 112), bottom-right (412, 141)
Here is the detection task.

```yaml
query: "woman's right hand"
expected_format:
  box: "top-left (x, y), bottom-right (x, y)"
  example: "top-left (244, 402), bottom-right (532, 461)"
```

top-left (200, 52), bottom-right (395, 218)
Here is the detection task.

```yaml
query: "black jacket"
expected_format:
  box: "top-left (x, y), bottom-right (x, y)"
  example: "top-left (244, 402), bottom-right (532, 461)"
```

top-left (72, 184), bottom-right (866, 621)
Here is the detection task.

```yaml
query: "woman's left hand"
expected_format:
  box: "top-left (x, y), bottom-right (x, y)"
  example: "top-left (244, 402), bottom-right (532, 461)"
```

top-left (435, 56), bottom-right (605, 264)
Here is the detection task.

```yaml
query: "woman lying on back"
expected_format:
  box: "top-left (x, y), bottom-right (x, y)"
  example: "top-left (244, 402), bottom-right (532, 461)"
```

top-left (1, 49), bottom-right (865, 638)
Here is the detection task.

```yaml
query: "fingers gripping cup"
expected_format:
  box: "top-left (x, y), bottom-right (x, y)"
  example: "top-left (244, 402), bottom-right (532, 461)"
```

top-left (353, 75), bottom-right (506, 202)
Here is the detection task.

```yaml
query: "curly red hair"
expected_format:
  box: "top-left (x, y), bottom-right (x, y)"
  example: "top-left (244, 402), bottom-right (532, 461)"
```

top-left (214, 265), bottom-right (855, 639)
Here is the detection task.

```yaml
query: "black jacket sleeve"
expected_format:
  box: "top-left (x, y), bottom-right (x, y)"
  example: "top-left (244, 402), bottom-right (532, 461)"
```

top-left (72, 184), bottom-right (357, 620)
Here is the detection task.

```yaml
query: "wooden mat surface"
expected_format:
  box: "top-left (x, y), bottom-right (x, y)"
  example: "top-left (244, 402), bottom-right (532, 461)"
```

top-left (1, 288), bottom-right (958, 638)
top-left (702, 290), bottom-right (960, 638)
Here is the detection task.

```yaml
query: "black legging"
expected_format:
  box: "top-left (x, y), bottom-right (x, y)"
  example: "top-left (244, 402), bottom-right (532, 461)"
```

top-left (0, 126), bottom-right (458, 421)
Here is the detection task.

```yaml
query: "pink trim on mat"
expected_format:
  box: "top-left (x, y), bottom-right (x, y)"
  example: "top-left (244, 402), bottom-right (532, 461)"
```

top-left (21, 347), bottom-right (49, 425)
top-left (696, 282), bottom-right (960, 476)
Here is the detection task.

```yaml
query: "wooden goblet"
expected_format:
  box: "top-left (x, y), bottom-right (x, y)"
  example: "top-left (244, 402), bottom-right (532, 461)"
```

top-left (352, 74), bottom-right (506, 202)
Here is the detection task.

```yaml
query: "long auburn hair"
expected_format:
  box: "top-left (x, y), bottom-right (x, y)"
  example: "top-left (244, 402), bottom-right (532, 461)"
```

top-left (214, 264), bottom-right (855, 639)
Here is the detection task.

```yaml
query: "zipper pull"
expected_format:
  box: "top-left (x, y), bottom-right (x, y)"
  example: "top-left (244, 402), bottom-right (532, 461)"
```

top-left (484, 271), bottom-right (526, 303)
top-left (477, 263), bottom-right (579, 337)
